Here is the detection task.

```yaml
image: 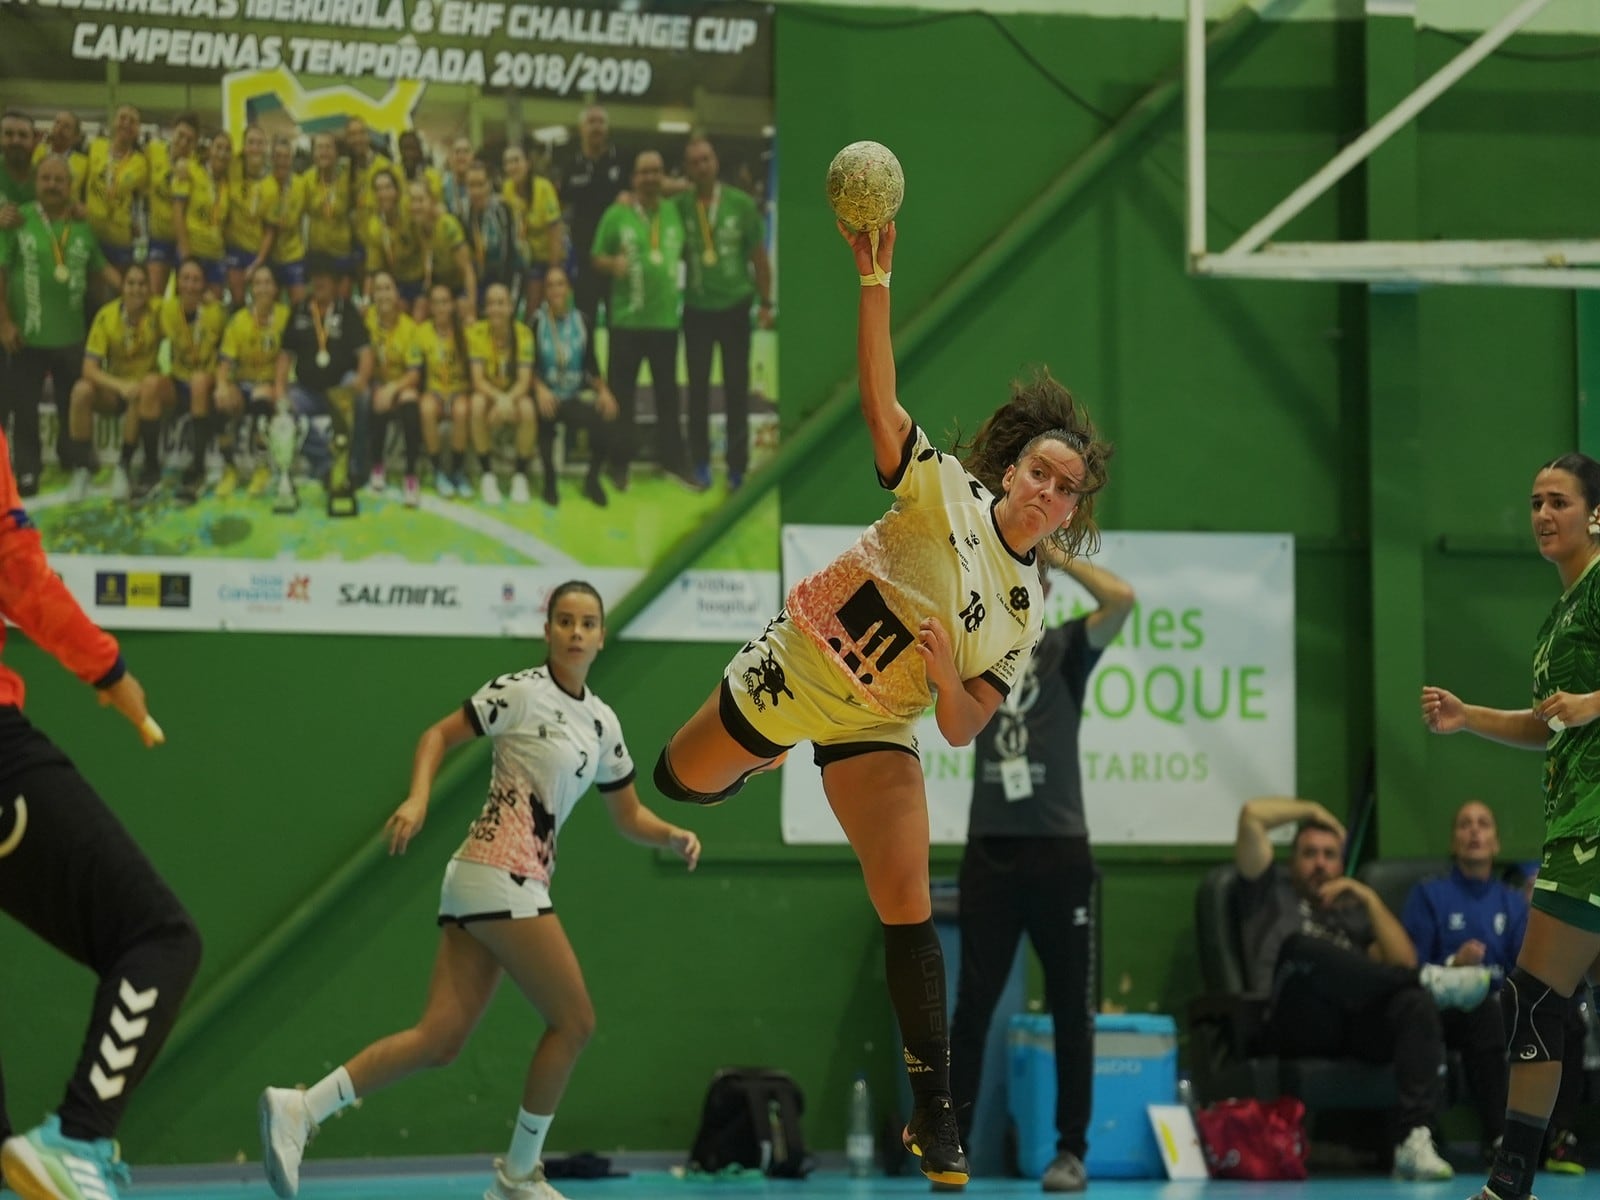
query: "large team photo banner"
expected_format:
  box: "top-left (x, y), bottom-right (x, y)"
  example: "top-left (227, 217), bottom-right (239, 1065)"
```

top-left (0, 0), bottom-right (777, 637)
top-left (777, 529), bottom-right (1297, 846)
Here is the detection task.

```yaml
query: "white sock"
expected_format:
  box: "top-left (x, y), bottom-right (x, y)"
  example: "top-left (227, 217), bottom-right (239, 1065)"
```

top-left (505, 1108), bottom-right (553, 1180)
top-left (304, 1066), bottom-right (357, 1125)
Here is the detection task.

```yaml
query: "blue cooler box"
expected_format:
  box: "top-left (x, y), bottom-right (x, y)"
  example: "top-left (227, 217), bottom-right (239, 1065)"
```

top-left (1007, 1012), bottom-right (1178, 1180)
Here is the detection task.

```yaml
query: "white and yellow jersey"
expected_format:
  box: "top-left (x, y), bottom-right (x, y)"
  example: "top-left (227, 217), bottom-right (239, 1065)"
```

top-left (787, 424), bottom-right (1043, 721)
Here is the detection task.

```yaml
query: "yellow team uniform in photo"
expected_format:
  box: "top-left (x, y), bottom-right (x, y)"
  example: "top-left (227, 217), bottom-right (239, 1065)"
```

top-left (502, 176), bottom-right (563, 265)
top-left (221, 304), bottom-right (290, 385)
top-left (365, 308), bottom-right (423, 386)
top-left (418, 215), bottom-right (468, 290)
top-left (175, 162), bottom-right (232, 261)
top-left (348, 152), bottom-right (393, 226)
top-left (86, 301), bottom-right (161, 379)
top-left (414, 322), bottom-right (469, 395)
top-left (403, 164), bottom-right (445, 202)
top-left (84, 140), bottom-right (149, 253)
top-left (145, 140), bottom-right (188, 247)
top-left (303, 166), bottom-right (355, 260)
top-left (160, 295), bottom-right (227, 381)
top-left (362, 212), bottom-right (424, 286)
top-left (226, 165), bottom-right (281, 259)
top-left (466, 320), bottom-right (534, 390)
top-left (272, 173), bottom-right (310, 266)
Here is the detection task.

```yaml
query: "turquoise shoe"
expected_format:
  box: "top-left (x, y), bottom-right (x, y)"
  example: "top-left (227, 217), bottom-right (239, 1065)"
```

top-left (1, 1114), bottom-right (132, 1200)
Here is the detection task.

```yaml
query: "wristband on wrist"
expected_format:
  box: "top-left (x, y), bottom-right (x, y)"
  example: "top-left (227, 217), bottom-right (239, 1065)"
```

top-left (860, 272), bottom-right (891, 287)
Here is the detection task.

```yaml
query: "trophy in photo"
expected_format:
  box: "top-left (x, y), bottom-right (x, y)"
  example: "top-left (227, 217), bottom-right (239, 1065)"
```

top-left (327, 430), bottom-right (359, 518)
top-left (267, 405), bottom-right (304, 515)
top-left (325, 385), bottom-right (360, 518)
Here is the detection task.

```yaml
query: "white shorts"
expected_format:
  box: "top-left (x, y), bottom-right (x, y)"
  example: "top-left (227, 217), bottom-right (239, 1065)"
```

top-left (437, 858), bottom-right (553, 927)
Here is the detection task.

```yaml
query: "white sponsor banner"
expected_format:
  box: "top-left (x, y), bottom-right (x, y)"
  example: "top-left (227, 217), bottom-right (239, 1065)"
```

top-left (623, 571), bottom-right (781, 642)
top-left (778, 528), bottom-right (1296, 845)
top-left (49, 554), bottom-right (779, 642)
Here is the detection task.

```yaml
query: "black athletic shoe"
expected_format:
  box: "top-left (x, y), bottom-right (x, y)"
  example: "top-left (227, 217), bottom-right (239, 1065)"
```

top-left (1545, 1128), bottom-right (1586, 1175)
top-left (582, 475), bottom-right (608, 507)
top-left (903, 1096), bottom-right (968, 1186)
top-left (130, 473), bottom-right (160, 504)
top-left (16, 472), bottom-right (38, 498)
top-left (175, 468), bottom-right (204, 506)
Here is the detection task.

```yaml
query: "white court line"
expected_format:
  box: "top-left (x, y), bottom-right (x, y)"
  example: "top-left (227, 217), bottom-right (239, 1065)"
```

top-left (410, 494), bottom-right (578, 565)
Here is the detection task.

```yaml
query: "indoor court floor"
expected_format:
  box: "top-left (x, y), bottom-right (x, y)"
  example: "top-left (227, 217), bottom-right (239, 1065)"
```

top-left (113, 1161), bottom-right (1592, 1199)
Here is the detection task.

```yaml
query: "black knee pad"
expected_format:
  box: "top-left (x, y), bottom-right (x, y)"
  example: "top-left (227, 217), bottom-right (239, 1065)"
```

top-left (1503, 967), bottom-right (1566, 1064)
top-left (653, 748), bottom-right (729, 807)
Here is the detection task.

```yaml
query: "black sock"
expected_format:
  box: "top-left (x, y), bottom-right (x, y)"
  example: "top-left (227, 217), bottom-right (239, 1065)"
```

top-left (882, 919), bottom-right (950, 1108)
top-left (398, 404), bottom-right (422, 474)
top-left (538, 435), bottom-right (557, 479)
top-left (514, 456), bottom-right (532, 477)
top-left (139, 418), bottom-right (160, 479)
top-left (188, 413), bottom-right (213, 476)
top-left (119, 440), bottom-right (136, 469)
top-left (1488, 1110), bottom-right (1547, 1200)
top-left (69, 438), bottom-right (95, 469)
top-left (370, 410), bottom-right (391, 472)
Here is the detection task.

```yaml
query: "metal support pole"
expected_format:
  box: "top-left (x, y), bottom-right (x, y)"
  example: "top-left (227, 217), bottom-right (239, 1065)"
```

top-left (1224, 0), bottom-right (1554, 258)
top-left (1186, 0), bottom-right (1207, 266)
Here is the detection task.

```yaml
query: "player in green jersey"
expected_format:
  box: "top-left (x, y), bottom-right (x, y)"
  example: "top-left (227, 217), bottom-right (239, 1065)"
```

top-left (1423, 451), bottom-right (1600, 1200)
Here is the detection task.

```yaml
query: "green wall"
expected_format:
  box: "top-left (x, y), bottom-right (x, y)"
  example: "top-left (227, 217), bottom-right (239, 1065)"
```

top-left (3, 7), bottom-right (1595, 1164)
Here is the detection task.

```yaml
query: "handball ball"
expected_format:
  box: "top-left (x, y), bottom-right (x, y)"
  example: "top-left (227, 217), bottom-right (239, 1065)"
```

top-left (826, 141), bottom-right (904, 232)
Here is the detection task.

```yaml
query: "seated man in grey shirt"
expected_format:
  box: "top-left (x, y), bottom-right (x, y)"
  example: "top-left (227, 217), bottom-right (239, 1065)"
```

top-left (1235, 797), bottom-right (1493, 1183)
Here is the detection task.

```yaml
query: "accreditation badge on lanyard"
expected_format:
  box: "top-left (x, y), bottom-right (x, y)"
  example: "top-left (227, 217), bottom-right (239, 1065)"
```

top-left (997, 660), bottom-right (1035, 802)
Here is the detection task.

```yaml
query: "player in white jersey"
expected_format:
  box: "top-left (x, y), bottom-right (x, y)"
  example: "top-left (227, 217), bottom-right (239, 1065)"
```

top-left (257, 582), bottom-right (701, 1200)
top-left (654, 222), bottom-right (1111, 1188)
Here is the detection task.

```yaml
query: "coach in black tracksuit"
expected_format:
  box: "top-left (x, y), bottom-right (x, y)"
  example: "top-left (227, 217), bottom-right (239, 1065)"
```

top-left (949, 555), bottom-right (1134, 1193)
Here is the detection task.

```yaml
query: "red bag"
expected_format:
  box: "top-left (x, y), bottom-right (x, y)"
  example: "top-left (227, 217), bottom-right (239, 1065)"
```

top-left (1193, 1097), bottom-right (1309, 1180)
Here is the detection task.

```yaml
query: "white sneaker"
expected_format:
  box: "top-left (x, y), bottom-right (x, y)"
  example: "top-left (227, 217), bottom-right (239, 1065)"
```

top-left (110, 465), bottom-right (131, 501)
top-left (480, 473), bottom-right (503, 505)
top-left (1420, 962), bottom-right (1493, 1011)
top-left (509, 472), bottom-right (531, 503)
top-left (68, 466), bottom-right (91, 501)
top-left (485, 1158), bottom-right (568, 1200)
top-left (1393, 1126), bottom-right (1454, 1181)
top-left (259, 1086), bottom-right (318, 1198)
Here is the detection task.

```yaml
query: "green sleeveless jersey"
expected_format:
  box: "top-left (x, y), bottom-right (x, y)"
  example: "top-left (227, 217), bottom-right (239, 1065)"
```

top-left (1532, 555), bottom-right (1600, 841)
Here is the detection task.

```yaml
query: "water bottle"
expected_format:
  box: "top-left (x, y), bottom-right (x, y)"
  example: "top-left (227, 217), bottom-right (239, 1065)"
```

top-left (1176, 1073), bottom-right (1197, 1113)
top-left (846, 1073), bottom-right (874, 1178)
